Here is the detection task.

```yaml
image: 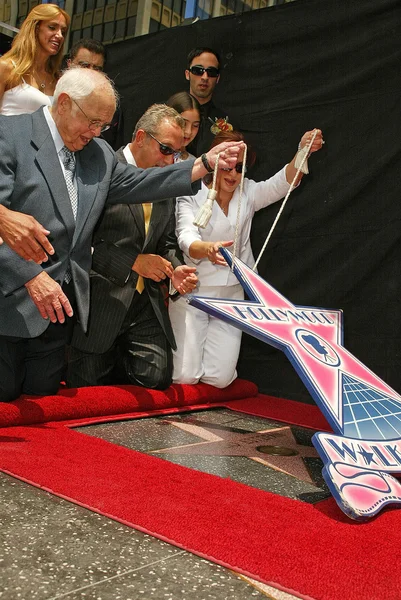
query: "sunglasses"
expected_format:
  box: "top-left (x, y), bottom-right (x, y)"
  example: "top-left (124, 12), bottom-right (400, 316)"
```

top-left (189, 65), bottom-right (220, 78)
top-left (146, 131), bottom-right (180, 156)
top-left (221, 163), bottom-right (247, 174)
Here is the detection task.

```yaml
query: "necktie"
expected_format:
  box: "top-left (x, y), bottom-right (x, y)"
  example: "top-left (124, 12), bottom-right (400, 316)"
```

top-left (62, 146), bottom-right (78, 284)
top-left (62, 146), bottom-right (78, 220)
top-left (136, 203), bottom-right (152, 294)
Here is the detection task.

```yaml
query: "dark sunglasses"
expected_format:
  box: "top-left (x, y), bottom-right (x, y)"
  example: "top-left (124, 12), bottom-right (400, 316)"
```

top-left (146, 131), bottom-right (179, 156)
top-left (221, 163), bottom-right (247, 174)
top-left (189, 65), bottom-right (220, 78)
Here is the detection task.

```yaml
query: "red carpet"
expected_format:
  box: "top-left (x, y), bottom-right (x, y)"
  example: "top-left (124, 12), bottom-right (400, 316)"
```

top-left (0, 380), bottom-right (399, 600)
top-left (0, 379), bottom-right (258, 428)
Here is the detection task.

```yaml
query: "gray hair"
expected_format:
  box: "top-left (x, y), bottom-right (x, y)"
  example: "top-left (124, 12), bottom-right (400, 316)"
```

top-left (54, 67), bottom-right (119, 106)
top-left (133, 104), bottom-right (184, 139)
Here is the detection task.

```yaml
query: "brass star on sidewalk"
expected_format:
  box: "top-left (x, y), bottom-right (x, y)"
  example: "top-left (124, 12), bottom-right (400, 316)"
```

top-left (151, 419), bottom-right (319, 484)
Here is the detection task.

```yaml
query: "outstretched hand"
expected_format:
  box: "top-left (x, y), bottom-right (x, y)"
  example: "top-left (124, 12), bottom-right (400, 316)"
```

top-left (25, 271), bottom-right (73, 323)
top-left (206, 240), bottom-right (233, 266)
top-left (285, 128), bottom-right (325, 184)
top-left (206, 141), bottom-right (246, 171)
top-left (132, 254), bottom-right (174, 281)
top-left (171, 265), bottom-right (198, 295)
top-left (0, 208), bottom-right (54, 264)
top-left (299, 129), bottom-right (325, 154)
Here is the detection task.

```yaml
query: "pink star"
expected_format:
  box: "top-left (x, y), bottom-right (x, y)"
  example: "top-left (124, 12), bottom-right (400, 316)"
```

top-left (188, 249), bottom-right (401, 438)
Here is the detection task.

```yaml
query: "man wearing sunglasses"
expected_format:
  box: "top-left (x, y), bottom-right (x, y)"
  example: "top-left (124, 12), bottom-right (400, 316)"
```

top-left (185, 47), bottom-right (233, 157)
top-left (67, 104), bottom-right (198, 390)
top-left (66, 38), bottom-right (124, 151)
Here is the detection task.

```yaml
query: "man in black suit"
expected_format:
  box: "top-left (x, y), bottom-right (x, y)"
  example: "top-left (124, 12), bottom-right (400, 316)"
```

top-left (186, 47), bottom-right (233, 157)
top-left (67, 105), bottom-right (198, 389)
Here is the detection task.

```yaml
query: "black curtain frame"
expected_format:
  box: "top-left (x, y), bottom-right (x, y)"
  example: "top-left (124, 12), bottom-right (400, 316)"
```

top-left (105, 0), bottom-right (401, 402)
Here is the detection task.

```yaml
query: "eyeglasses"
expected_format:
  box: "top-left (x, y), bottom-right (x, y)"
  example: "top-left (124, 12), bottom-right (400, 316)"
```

top-left (71, 98), bottom-right (111, 133)
top-left (146, 131), bottom-right (180, 156)
top-left (189, 65), bottom-right (220, 78)
top-left (221, 163), bottom-right (247, 174)
top-left (75, 61), bottom-right (104, 72)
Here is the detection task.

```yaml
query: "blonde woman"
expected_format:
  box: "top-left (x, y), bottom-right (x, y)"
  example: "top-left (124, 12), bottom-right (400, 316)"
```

top-left (0, 3), bottom-right (69, 115)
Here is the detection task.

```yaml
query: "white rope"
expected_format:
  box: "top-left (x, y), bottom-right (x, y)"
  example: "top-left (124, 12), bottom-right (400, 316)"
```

top-left (231, 145), bottom-right (247, 272)
top-left (253, 129), bottom-right (318, 272)
top-left (212, 151), bottom-right (220, 189)
top-left (193, 152), bottom-right (220, 229)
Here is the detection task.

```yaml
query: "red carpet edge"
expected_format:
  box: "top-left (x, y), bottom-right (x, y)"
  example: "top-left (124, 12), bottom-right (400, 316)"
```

top-left (0, 381), bottom-right (399, 600)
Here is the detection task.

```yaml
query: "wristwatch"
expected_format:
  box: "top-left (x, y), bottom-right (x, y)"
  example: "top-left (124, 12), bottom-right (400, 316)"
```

top-left (201, 153), bottom-right (214, 173)
top-left (169, 280), bottom-right (180, 301)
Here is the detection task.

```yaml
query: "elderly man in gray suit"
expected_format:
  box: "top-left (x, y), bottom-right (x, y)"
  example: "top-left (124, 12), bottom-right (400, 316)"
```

top-left (0, 68), bottom-right (243, 402)
top-left (67, 104), bottom-right (198, 390)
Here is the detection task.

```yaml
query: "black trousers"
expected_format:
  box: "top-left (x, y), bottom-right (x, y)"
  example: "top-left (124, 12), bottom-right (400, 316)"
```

top-left (0, 282), bottom-right (76, 403)
top-left (67, 291), bottom-right (172, 390)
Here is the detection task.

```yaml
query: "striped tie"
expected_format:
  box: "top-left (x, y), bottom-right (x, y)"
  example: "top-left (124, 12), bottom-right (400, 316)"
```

top-left (62, 146), bottom-right (78, 283)
top-left (62, 146), bottom-right (78, 220)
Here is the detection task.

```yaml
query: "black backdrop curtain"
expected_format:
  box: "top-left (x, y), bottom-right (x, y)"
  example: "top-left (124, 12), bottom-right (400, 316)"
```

top-left (105, 0), bottom-right (401, 402)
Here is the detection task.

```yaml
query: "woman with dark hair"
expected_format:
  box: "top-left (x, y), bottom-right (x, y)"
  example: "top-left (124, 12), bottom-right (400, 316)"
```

top-left (166, 91), bottom-right (200, 160)
top-left (169, 128), bottom-right (324, 388)
top-left (0, 3), bottom-right (69, 115)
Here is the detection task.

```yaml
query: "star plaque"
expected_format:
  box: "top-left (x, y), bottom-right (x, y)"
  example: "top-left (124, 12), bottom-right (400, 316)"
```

top-left (188, 248), bottom-right (401, 520)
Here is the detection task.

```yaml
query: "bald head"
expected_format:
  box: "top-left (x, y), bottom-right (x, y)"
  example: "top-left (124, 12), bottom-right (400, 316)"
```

top-left (52, 68), bottom-right (118, 151)
top-left (54, 67), bottom-right (118, 109)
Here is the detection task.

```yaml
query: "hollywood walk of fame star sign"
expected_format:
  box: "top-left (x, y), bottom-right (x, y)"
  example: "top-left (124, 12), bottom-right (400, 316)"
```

top-left (187, 248), bottom-right (401, 520)
top-left (151, 418), bottom-right (319, 485)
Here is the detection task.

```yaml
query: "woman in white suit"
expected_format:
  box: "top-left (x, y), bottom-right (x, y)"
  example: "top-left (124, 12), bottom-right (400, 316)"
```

top-left (169, 129), bottom-right (324, 388)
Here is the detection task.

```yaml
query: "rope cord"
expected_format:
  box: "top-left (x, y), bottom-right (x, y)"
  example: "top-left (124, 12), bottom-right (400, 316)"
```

top-left (231, 145), bottom-right (247, 271)
top-left (212, 152), bottom-right (220, 189)
top-left (253, 129), bottom-right (318, 272)
top-left (192, 152), bottom-right (221, 229)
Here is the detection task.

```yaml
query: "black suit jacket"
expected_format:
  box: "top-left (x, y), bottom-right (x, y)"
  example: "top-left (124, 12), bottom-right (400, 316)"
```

top-left (187, 99), bottom-right (230, 157)
top-left (70, 146), bottom-right (184, 354)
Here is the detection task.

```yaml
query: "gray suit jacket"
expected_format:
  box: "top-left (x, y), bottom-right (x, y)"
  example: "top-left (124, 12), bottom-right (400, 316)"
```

top-left (71, 147), bottom-right (183, 353)
top-left (0, 109), bottom-right (198, 338)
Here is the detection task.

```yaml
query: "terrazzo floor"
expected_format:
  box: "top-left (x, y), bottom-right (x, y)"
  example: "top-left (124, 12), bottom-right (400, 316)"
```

top-left (0, 408), bottom-right (329, 600)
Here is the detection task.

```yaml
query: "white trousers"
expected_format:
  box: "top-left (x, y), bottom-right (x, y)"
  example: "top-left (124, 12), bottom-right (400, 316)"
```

top-left (169, 284), bottom-right (244, 388)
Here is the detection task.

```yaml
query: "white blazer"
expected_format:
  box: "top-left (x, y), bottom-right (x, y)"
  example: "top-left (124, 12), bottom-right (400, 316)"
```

top-left (175, 166), bottom-right (291, 287)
